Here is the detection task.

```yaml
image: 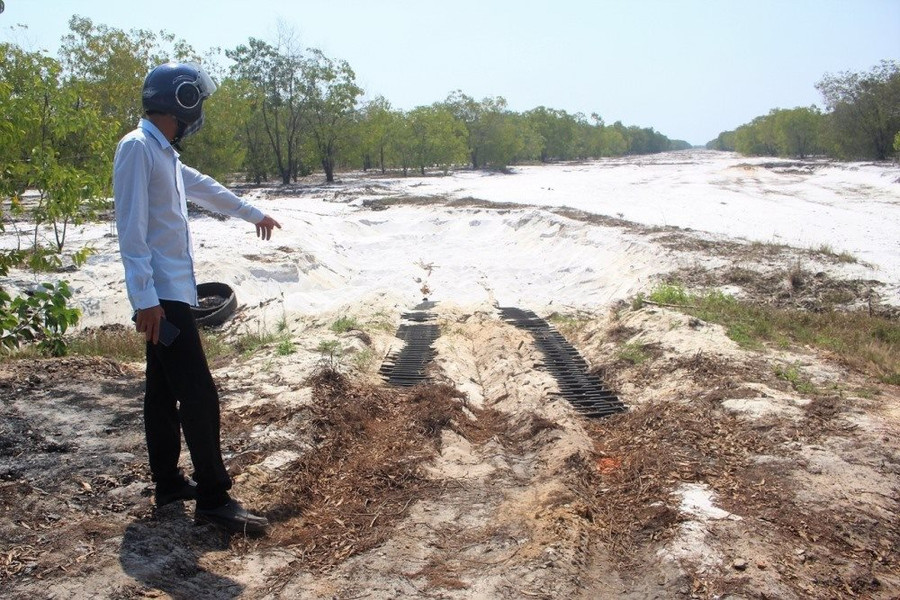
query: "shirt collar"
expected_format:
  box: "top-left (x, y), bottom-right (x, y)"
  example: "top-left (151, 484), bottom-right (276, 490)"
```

top-left (140, 118), bottom-right (179, 156)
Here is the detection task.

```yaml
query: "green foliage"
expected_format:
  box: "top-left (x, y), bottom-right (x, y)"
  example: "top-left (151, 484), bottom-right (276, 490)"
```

top-left (59, 16), bottom-right (197, 142)
top-left (816, 60), bottom-right (900, 160)
top-left (714, 61), bottom-right (899, 161)
top-left (706, 130), bottom-right (736, 151)
top-left (180, 77), bottom-right (250, 182)
top-left (227, 37), bottom-right (309, 184)
top-left (1, 39), bottom-right (116, 271)
top-left (731, 107), bottom-right (823, 158)
top-left (302, 49), bottom-right (363, 182)
top-left (349, 347), bottom-right (375, 372)
top-left (316, 339), bottom-right (343, 369)
top-left (0, 281), bottom-right (81, 357)
top-left (330, 315), bottom-right (359, 333)
top-left (233, 327), bottom-right (278, 357)
top-left (638, 284), bottom-right (900, 382)
top-left (407, 104), bottom-right (468, 175)
top-left (617, 342), bottom-right (650, 365)
top-left (648, 284), bottom-right (692, 305)
top-left (276, 338), bottom-right (296, 356)
top-left (773, 363), bottom-right (817, 394)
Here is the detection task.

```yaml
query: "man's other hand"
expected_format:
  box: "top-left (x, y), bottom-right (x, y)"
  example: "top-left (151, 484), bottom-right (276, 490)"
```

top-left (255, 215), bottom-right (281, 241)
top-left (136, 305), bottom-right (166, 345)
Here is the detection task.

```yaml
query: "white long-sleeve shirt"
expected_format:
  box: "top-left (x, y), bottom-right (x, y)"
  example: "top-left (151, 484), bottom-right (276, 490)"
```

top-left (113, 119), bottom-right (264, 310)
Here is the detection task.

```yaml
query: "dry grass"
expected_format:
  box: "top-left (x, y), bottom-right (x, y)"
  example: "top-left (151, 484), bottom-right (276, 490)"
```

top-left (573, 342), bottom-right (900, 598)
top-left (253, 369), bottom-right (507, 572)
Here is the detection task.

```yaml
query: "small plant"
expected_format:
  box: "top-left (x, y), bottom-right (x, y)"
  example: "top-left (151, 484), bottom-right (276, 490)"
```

top-left (276, 317), bottom-right (290, 333)
top-left (277, 338), bottom-right (296, 356)
top-left (330, 316), bottom-right (359, 334)
top-left (0, 281), bottom-right (81, 357)
top-left (648, 284), bottom-right (692, 306)
top-left (234, 328), bottom-right (277, 357)
top-left (631, 293), bottom-right (645, 310)
top-left (617, 342), bottom-right (650, 365)
top-left (316, 339), bottom-right (343, 368)
top-left (774, 363), bottom-right (817, 394)
top-left (349, 347), bottom-right (375, 372)
top-left (548, 312), bottom-right (588, 335)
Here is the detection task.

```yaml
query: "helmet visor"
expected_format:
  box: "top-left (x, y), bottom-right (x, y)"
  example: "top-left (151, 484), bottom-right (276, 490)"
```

top-left (174, 63), bottom-right (218, 110)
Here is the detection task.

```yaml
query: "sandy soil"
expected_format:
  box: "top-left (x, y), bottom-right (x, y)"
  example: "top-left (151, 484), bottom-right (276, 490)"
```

top-left (1, 152), bottom-right (898, 599)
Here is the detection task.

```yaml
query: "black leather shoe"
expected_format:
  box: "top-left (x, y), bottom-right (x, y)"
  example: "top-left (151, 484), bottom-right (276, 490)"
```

top-left (195, 500), bottom-right (269, 535)
top-left (154, 479), bottom-right (198, 506)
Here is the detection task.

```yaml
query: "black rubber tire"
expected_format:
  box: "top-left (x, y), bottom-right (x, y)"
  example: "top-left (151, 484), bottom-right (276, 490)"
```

top-left (192, 282), bottom-right (237, 327)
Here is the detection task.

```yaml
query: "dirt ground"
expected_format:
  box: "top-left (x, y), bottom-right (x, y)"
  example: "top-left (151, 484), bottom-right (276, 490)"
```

top-left (2, 204), bottom-right (899, 599)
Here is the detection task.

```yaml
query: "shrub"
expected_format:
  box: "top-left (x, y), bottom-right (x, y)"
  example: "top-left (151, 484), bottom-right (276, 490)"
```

top-left (331, 316), bottom-right (360, 333)
top-left (0, 281), bottom-right (81, 357)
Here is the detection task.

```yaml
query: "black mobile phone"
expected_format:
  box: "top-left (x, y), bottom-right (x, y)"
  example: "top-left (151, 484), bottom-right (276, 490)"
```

top-left (132, 313), bottom-right (181, 346)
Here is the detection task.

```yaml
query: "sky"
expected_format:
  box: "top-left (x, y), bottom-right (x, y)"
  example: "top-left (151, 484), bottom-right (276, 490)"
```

top-left (2, 0), bottom-right (898, 146)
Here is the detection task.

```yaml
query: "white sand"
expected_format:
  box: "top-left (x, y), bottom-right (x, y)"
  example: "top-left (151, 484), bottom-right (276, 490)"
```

top-left (2, 150), bottom-right (897, 328)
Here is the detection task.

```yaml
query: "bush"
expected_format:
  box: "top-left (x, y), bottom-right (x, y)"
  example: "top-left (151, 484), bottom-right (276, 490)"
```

top-left (0, 281), bottom-right (81, 357)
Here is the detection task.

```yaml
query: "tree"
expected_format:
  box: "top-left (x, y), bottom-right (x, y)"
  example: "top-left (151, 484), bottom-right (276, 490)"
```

top-left (59, 16), bottom-right (196, 141)
top-left (301, 49), bottom-right (362, 182)
top-left (0, 43), bottom-right (113, 262)
top-left (773, 106), bottom-right (821, 158)
top-left (407, 105), bottom-right (468, 175)
top-left (525, 107), bottom-right (578, 162)
top-left (358, 96), bottom-right (396, 174)
top-left (706, 130), bottom-right (736, 151)
top-left (228, 37), bottom-right (307, 184)
top-left (816, 60), bottom-right (900, 160)
top-left (734, 113), bottom-right (779, 156)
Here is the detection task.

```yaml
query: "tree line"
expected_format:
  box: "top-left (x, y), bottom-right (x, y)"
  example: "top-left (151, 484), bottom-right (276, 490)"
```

top-left (706, 61), bottom-right (900, 160)
top-left (3, 16), bottom-right (690, 197)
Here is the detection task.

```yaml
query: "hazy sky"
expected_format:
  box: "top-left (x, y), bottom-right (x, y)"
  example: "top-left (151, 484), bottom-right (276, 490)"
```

top-left (2, 0), bottom-right (898, 145)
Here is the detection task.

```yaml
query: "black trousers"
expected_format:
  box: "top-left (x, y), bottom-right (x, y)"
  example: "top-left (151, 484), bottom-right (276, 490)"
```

top-left (144, 300), bottom-right (231, 509)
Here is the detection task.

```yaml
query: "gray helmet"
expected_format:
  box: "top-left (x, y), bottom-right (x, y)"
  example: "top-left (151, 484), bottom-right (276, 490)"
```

top-left (142, 62), bottom-right (217, 143)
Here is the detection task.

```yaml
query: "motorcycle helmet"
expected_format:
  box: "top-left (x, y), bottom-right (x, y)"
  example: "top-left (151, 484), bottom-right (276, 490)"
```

top-left (142, 62), bottom-right (217, 144)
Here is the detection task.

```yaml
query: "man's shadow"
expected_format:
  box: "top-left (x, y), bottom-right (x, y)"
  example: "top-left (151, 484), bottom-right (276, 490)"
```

top-left (120, 503), bottom-right (244, 599)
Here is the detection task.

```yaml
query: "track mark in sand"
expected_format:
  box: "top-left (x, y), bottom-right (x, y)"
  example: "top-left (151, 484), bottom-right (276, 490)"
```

top-left (379, 302), bottom-right (440, 387)
top-left (500, 306), bottom-right (625, 418)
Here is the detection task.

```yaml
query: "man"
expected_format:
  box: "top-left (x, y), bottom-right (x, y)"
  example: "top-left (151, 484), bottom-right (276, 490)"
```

top-left (114, 61), bottom-right (279, 534)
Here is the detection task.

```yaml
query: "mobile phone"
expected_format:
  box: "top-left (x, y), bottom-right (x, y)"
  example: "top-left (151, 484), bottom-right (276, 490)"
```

top-left (132, 313), bottom-right (181, 346)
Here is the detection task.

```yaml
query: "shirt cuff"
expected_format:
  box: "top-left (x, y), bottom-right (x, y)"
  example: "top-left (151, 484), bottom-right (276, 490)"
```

top-left (246, 206), bottom-right (265, 224)
top-left (131, 288), bottom-right (160, 311)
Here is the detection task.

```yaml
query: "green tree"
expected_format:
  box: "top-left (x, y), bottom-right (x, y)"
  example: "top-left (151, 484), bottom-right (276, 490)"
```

top-left (816, 60), bottom-right (900, 160)
top-left (525, 106), bottom-right (579, 162)
top-left (0, 43), bottom-right (113, 263)
top-left (773, 106), bottom-right (821, 158)
top-left (228, 37), bottom-right (308, 184)
top-left (407, 105), bottom-right (468, 175)
top-left (357, 96), bottom-right (396, 174)
top-left (59, 15), bottom-right (196, 141)
top-left (734, 113), bottom-right (779, 156)
top-left (301, 49), bottom-right (362, 183)
top-left (600, 125), bottom-right (629, 156)
top-left (706, 130), bottom-right (736, 151)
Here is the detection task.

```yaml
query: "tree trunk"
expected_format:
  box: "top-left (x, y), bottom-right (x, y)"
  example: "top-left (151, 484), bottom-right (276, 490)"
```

top-left (323, 157), bottom-right (335, 183)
